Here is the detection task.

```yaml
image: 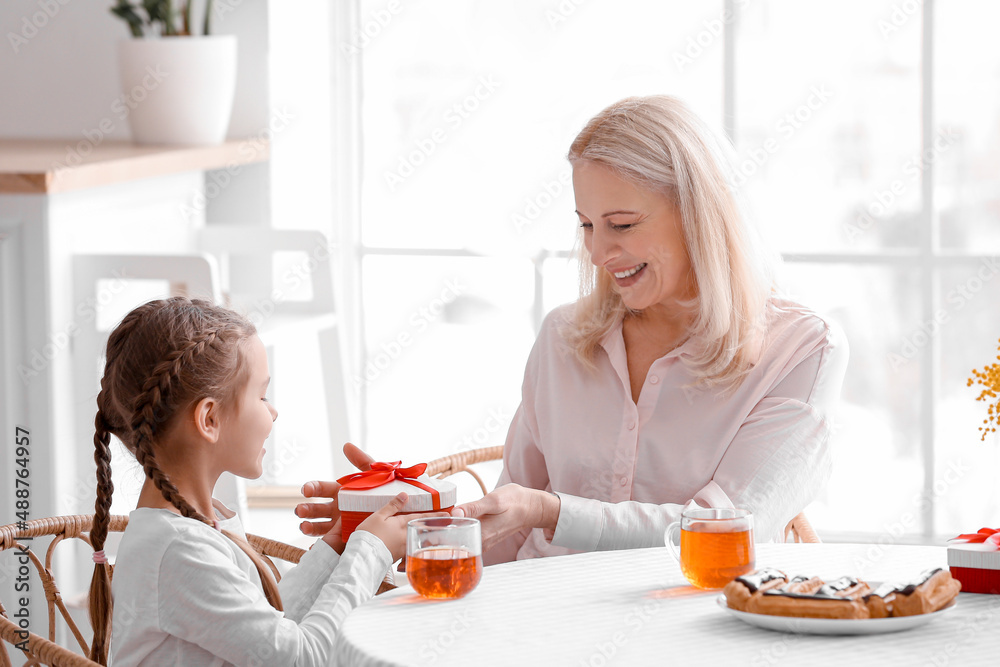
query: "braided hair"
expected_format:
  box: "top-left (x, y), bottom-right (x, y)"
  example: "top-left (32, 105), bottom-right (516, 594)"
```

top-left (88, 298), bottom-right (282, 665)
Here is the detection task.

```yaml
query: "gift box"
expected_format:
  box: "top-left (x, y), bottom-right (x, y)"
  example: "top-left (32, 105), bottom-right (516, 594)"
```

top-left (338, 461), bottom-right (457, 542)
top-left (947, 528), bottom-right (1000, 595)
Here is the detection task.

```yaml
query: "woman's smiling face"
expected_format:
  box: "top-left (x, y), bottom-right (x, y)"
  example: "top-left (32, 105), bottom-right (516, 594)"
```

top-left (573, 160), bottom-right (695, 313)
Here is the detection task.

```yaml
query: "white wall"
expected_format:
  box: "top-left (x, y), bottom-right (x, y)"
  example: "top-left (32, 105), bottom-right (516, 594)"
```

top-left (2, 1), bottom-right (129, 139)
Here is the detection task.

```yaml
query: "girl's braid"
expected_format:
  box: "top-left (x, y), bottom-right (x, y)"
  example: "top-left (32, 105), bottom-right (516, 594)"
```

top-left (130, 327), bottom-right (225, 525)
top-left (88, 403), bottom-right (116, 665)
top-left (91, 408), bottom-right (116, 550)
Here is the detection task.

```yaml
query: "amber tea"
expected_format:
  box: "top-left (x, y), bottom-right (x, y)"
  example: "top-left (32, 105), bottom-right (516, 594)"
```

top-left (407, 547), bottom-right (483, 599)
top-left (666, 508), bottom-right (755, 589)
top-left (407, 517), bottom-right (482, 600)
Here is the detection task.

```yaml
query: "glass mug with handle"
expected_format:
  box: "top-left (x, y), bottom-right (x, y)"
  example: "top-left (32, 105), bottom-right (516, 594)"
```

top-left (665, 508), bottom-right (755, 589)
top-left (406, 517), bottom-right (483, 599)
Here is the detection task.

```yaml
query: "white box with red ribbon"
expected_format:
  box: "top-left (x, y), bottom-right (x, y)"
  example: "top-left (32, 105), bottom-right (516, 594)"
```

top-left (337, 461), bottom-right (457, 542)
top-left (947, 528), bottom-right (1000, 595)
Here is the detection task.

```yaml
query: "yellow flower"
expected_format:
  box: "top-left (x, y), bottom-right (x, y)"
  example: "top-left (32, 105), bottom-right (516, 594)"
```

top-left (970, 337), bottom-right (1000, 441)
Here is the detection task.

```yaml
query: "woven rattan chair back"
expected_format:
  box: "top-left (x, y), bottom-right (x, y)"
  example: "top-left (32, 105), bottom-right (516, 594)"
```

top-left (425, 445), bottom-right (504, 497)
top-left (0, 514), bottom-right (305, 667)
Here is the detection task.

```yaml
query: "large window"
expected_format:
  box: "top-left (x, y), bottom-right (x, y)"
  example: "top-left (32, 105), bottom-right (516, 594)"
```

top-left (347, 0), bottom-right (1000, 542)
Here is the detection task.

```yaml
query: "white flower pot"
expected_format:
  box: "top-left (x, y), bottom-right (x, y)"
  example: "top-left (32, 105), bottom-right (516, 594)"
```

top-left (118, 35), bottom-right (237, 145)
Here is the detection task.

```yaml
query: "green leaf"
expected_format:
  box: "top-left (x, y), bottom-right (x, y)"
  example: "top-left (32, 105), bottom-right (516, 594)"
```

top-left (110, 1), bottom-right (145, 38)
top-left (142, 0), bottom-right (166, 23)
top-left (204, 0), bottom-right (214, 36)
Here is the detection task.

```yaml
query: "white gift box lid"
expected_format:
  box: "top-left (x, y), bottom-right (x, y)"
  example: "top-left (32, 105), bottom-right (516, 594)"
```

top-left (947, 541), bottom-right (1000, 570)
top-left (338, 474), bottom-right (457, 513)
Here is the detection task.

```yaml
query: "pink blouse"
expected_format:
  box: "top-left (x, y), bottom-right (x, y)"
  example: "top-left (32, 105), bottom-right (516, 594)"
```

top-left (487, 297), bottom-right (849, 564)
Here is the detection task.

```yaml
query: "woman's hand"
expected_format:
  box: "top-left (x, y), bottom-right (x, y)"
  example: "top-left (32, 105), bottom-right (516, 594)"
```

top-left (451, 484), bottom-right (561, 551)
top-left (301, 443), bottom-right (375, 553)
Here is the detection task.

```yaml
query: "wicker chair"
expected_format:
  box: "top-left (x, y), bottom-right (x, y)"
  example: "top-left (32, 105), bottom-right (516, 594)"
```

top-left (425, 445), bottom-right (504, 496)
top-left (425, 445), bottom-right (820, 543)
top-left (0, 514), bottom-right (309, 667)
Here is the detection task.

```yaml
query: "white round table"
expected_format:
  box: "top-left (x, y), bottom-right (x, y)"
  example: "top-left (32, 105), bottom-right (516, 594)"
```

top-left (337, 543), bottom-right (999, 666)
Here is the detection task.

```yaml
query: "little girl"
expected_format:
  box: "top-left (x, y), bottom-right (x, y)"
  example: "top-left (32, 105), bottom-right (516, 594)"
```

top-left (87, 297), bottom-right (416, 666)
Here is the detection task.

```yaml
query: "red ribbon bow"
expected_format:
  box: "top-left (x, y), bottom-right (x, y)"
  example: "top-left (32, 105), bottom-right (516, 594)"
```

top-left (337, 461), bottom-right (441, 510)
top-left (953, 527), bottom-right (1000, 550)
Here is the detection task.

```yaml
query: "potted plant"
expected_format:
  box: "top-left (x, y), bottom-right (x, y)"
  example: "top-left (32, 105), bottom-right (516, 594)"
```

top-left (111, 0), bottom-right (237, 145)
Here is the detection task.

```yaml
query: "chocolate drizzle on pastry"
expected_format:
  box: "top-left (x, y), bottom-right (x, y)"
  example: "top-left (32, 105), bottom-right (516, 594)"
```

top-left (736, 568), bottom-right (786, 593)
top-left (896, 568), bottom-right (942, 596)
top-left (762, 591), bottom-right (849, 600)
top-left (763, 576), bottom-right (862, 601)
top-left (862, 582), bottom-right (898, 602)
top-left (817, 576), bottom-right (860, 596)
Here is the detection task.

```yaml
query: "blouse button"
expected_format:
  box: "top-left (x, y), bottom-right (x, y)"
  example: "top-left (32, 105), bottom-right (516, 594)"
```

top-left (649, 375), bottom-right (659, 385)
top-left (628, 421), bottom-right (636, 430)
top-left (620, 477), bottom-right (628, 486)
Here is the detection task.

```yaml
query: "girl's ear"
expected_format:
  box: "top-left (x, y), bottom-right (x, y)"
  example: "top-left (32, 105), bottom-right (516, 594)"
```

top-left (192, 396), bottom-right (222, 443)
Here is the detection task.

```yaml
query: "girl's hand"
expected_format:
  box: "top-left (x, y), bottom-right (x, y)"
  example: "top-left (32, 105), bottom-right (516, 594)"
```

top-left (354, 495), bottom-right (451, 562)
top-left (357, 492), bottom-right (412, 562)
top-left (451, 484), bottom-right (561, 551)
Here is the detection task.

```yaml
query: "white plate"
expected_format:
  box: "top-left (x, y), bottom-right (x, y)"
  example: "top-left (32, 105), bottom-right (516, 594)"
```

top-left (716, 595), bottom-right (957, 636)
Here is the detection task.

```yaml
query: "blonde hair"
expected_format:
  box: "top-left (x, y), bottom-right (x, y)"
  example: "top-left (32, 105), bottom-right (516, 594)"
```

top-left (564, 95), bottom-right (778, 389)
top-left (88, 298), bottom-right (282, 665)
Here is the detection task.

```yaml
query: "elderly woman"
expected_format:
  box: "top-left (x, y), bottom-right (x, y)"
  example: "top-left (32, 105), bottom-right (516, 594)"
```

top-left (297, 95), bottom-right (848, 565)
top-left (449, 95), bottom-right (848, 564)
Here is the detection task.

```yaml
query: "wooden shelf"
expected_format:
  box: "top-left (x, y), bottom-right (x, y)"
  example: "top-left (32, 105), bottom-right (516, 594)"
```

top-left (0, 138), bottom-right (269, 194)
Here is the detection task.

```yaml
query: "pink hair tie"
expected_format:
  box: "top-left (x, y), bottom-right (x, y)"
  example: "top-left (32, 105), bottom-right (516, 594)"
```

top-left (212, 519), bottom-right (221, 531)
top-left (93, 550), bottom-right (108, 565)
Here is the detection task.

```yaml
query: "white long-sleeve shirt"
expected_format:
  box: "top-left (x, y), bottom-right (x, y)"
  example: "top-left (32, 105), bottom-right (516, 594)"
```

top-left (487, 297), bottom-right (849, 564)
top-left (111, 501), bottom-right (391, 666)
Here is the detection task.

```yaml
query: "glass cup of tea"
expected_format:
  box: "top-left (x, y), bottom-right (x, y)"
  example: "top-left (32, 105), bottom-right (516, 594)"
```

top-left (406, 517), bottom-right (483, 599)
top-left (664, 508), bottom-right (755, 589)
